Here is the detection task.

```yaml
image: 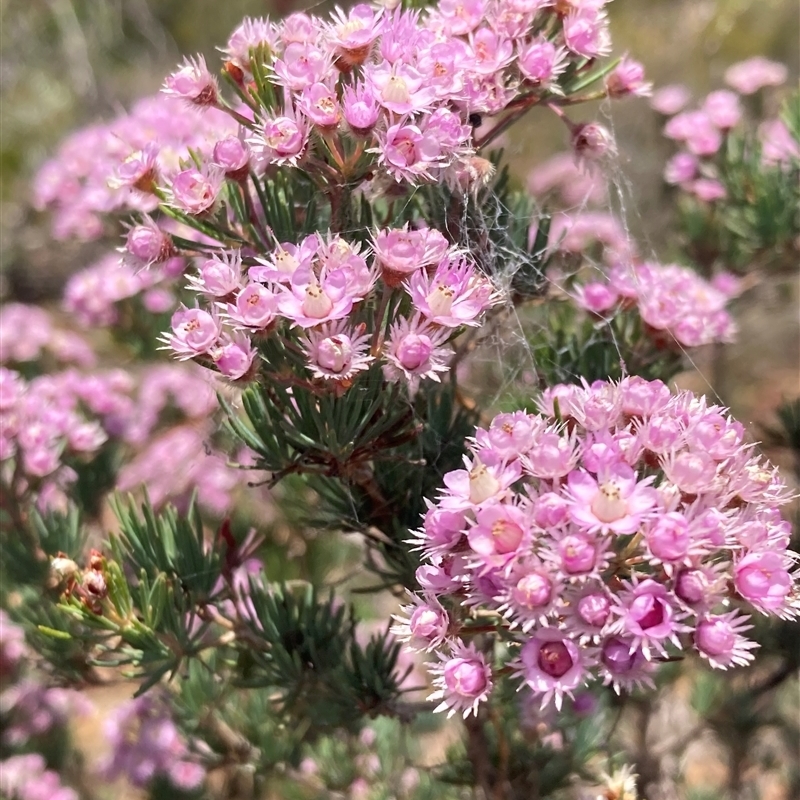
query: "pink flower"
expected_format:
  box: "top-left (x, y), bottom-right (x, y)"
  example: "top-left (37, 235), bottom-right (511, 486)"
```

top-left (759, 119), bottom-right (800, 166)
top-left (383, 317), bottom-right (453, 391)
top-left (574, 281), bottom-right (618, 313)
top-left (724, 56), bottom-right (787, 95)
top-left (606, 57), bottom-right (652, 98)
top-left (516, 630), bottom-right (587, 709)
top-left (392, 594), bottom-right (450, 652)
top-left (375, 122), bottom-right (443, 182)
top-left (277, 268), bottom-right (356, 328)
top-left (406, 255), bottom-right (496, 327)
top-left (518, 38), bottom-right (568, 86)
top-left (211, 332), bottom-right (257, 381)
top-left (567, 462), bottom-right (657, 535)
top-left (328, 4), bottom-right (383, 68)
top-left (410, 504), bottom-right (468, 557)
top-left (123, 218), bottom-right (175, 268)
top-left (441, 454), bottom-right (521, 508)
top-left (168, 168), bottom-right (223, 216)
top-left (272, 43), bottom-right (331, 91)
top-left (661, 450), bottom-right (718, 494)
top-left (111, 143), bottom-right (160, 193)
top-left (227, 283), bottom-right (279, 329)
top-left (600, 635), bottom-right (655, 693)
top-left (645, 512), bottom-right (692, 564)
top-left (432, 0), bottom-right (486, 36)
top-left (165, 307), bottom-right (221, 359)
top-left (342, 83), bottom-right (381, 135)
top-left (163, 55), bottom-right (219, 106)
top-left (650, 84), bottom-right (691, 115)
top-left (372, 225), bottom-right (449, 286)
top-left (212, 136), bottom-right (251, 178)
top-left (571, 122), bottom-right (616, 161)
top-left (468, 502), bottom-right (529, 567)
top-left (476, 410), bottom-right (540, 462)
top-left (563, 9), bottom-right (611, 59)
top-left (468, 26), bottom-right (515, 74)
top-left (663, 152), bottom-right (698, 185)
top-left (614, 579), bottom-right (684, 658)
top-left (499, 562), bottom-right (557, 631)
top-left (702, 90), bottom-right (741, 130)
top-left (303, 321), bottom-right (373, 381)
top-left (734, 551), bottom-right (794, 617)
top-left (188, 251), bottom-right (243, 297)
top-left (524, 428), bottom-right (580, 479)
top-left (249, 235), bottom-right (319, 284)
top-left (367, 61), bottom-right (436, 116)
top-left (255, 115), bottom-right (309, 166)
top-left (298, 83), bottom-right (342, 129)
top-left (694, 611), bottom-right (757, 669)
top-left (224, 17), bottom-right (276, 73)
top-left (428, 640), bottom-right (493, 718)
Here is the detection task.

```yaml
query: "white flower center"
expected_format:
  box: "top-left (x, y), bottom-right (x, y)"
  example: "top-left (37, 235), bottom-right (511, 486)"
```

top-left (302, 284), bottom-right (334, 318)
top-left (591, 482), bottom-right (627, 523)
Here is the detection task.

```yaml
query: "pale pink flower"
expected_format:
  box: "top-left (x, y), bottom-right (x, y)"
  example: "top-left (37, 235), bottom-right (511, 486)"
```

top-left (563, 9), bottom-right (611, 59)
top-left (227, 283), bottom-right (280, 329)
top-left (516, 630), bottom-right (587, 709)
top-left (650, 84), bottom-right (691, 115)
top-left (614, 579), bottom-right (685, 658)
top-left (694, 611), bottom-right (758, 669)
top-left (375, 122), bottom-right (444, 182)
top-left (272, 43), bottom-right (331, 91)
top-left (383, 317), bottom-right (453, 391)
top-left (372, 225), bottom-right (449, 286)
top-left (188, 251), bottom-right (243, 297)
top-left (277, 268), bottom-right (356, 328)
top-left (702, 90), bottom-right (742, 130)
top-left (468, 502), bottom-right (530, 568)
top-left (392, 594), bottom-right (450, 652)
top-left (734, 551), bottom-right (794, 617)
top-left (211, 332), bottom-right (257, 381)
top-left (428, 640), bottom-right (493, 718)
top-left (255, 115), bottom-right (309, 166)
top-left (167, 168), bottom-right (223, 216)
top-left (303, 321), bottom-right (373, 381)
top-left (163, 55), bottom-right (219, 107)
top-left (123, 217), bottom-right (175, 269)
top-left (406, 255), bottom-right (496, 327)
top-left (298, 83), bottom-right (342, 129)
top-left (249, 235), bottom-right (319, 284)
top-left (606, 57), bottom-right (652, 98)
top-left (725, 56), bottom-right (787, 95)
top-left (165, 307), bottom-right (221, 359)
top-left (567, 462), bottom-right (657, 535)
top-left (517, 38), bottom-right (568, 86)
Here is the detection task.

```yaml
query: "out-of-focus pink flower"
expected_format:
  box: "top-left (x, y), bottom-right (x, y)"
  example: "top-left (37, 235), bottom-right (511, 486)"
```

top-left (725, 56), bottom-right (788, 94)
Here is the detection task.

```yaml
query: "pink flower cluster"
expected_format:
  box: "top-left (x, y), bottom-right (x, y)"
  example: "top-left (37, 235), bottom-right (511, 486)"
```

top-left (98, 694), bottom-right (205, 791)
top-left (0, 351), bottom-right (239, 513)
top-left (0, 754), bottom-right (78, 800)
top-left (0, 365), bottom-right (122, 496)
top-left (33, 94), bottom-right (236, 241)
top-left (395, 378), bottom-right (797, 716)
top-left (165, 230), bottom-right (497, 389)
top-left (659, 58), bottom-right (796, 200)
top-left (190, 0), bottom-right (626, 188)
top-left (63, 253), bottom-right (183, 328)
top-left (570, 260), bottom-right (738, 348)
top-left (0, 304), bottom-right (96, 367)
